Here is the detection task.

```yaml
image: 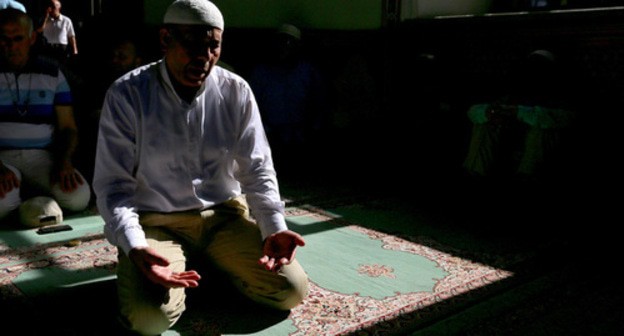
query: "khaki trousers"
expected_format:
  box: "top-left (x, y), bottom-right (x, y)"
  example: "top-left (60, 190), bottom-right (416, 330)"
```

top-left (0, 149), bottom-right (91, 220)
top-left (116, 196), bottom-right (308, 335)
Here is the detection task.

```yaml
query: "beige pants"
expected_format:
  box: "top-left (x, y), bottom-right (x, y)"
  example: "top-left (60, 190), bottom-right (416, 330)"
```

top-left (116, 196), bottom-right (308, 335)
top-left (0, 149), bottom-right (91, 220)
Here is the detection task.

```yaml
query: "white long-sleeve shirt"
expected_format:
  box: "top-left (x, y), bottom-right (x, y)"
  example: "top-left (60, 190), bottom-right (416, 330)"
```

top-left (93, 60), bottom-right (287, 255)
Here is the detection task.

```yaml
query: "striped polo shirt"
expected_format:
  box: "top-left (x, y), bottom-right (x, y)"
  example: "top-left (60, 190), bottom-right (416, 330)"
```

top-left (0, 56), bottom-right (72, 149)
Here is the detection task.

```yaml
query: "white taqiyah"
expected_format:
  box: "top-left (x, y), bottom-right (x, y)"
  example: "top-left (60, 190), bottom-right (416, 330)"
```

top-left (19, 196), bottom-right (63, 228)
top-left (163, 0), bottom-right (224, 30)
top-left (277, 23), bottom-right (301, 40)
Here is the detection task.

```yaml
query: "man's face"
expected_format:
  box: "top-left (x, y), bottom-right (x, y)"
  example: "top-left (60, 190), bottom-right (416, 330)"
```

top-left (0, 21), bottom-right (34, 69)
top-left (162, 24), bottom-right (222, 88)
top-left (110, 41), bottom-right (140, 76)
top-left (49, 1), bottom-right (61, 17)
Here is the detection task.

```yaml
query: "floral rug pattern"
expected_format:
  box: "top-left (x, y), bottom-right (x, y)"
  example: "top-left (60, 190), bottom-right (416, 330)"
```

top-left (0, 233), bottom-right (117, 299)
top-left (289, 208), bottom-right (512, 335)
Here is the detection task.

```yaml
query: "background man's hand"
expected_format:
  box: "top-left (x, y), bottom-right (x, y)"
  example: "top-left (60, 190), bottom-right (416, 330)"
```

top-left (0, 162), bottom-right (19, 198)
top-left (52, 160), bottom-right (84, 193)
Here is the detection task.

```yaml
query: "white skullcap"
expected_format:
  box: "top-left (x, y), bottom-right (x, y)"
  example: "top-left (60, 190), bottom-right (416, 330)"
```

top-left (163, 0), bottom-right (224, 30)
top-left (19, 196), bottom-right (63, 228)
top-left (529, 49), bottom-right (556, 62)
top-left (277, 23), bottom-right (301, 40)
top-left (6, 1), bottom-right (27, 12)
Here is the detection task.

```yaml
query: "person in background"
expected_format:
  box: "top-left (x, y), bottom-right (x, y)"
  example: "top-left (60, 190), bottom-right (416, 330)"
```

top-left (40, 0), bottom-right (77, 62)
top-left (0, 8), bottom-right (90, 225)
top-left (74, 37), bottom-right (145, 187)
top-left (247, 23), bottom-right (326, 178)
top-left (108, 37), bottom-right (143, 80)
top-left (90, 37), bottom-right (144, 116)
top-left (92, 1), bottom-right (308, 334)
top-left (463, 49), bottom-right (575, 181)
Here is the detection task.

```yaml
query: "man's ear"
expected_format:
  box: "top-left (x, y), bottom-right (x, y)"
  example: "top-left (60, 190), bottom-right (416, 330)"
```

top-left (159, 28), bottom-right (173, 53)
top-left (30, 30), bottom-right (37, 46)
top-left (160, 29), bottom-right (173, 45)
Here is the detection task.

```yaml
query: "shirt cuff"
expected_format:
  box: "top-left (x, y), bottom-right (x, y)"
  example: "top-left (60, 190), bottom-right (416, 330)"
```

top-left (117, 225), bottom-right (149, 256)
top-left (256, 211), bottom-right (288, 240)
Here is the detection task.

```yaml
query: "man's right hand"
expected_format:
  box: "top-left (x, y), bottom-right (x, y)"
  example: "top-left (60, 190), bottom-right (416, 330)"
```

top-left (0, 162), bottom-right (20, 198)
top-left (128, 246), bottom-right (201, 288)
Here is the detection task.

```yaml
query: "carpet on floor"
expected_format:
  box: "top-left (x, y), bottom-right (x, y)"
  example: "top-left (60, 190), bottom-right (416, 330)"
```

top-left (0, 199), bottom-right (522, 335)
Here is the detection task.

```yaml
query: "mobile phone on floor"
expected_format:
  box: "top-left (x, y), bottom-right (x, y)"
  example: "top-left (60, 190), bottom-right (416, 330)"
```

top-left (37, 224), bottom-right (73, 234)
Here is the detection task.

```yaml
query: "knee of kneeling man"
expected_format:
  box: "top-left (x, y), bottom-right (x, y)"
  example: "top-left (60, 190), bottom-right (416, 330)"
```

top-left (275, 275), bottom-right (310, 310)
top-left (126, 307), bottom-right (174, 336)
top-left (54, 185), bottom-right (91, 212)
top-left (0, 188), bottom-right (21, 219)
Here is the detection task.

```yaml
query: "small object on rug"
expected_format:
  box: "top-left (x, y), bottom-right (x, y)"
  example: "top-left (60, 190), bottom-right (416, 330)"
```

top-left (36, 224), bottom-right (73, 235)
top-left (65, 239), bottom-right (82, 247)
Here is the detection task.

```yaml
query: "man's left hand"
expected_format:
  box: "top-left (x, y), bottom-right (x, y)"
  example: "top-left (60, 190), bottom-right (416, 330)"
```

top-left (259, 230), bottom-right (305, 272)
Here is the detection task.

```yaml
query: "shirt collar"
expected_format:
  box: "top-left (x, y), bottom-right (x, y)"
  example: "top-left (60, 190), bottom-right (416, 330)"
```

top-left (158, 58), bottom-right (209, 105)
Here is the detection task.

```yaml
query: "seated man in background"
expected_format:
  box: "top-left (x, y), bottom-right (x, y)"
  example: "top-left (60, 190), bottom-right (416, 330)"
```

top-left (463, 49), bottom-right (575, 181)
top-left (248, 23), bottom-right (326, 177)
top-left (0, 8), bottom-right (90, 226)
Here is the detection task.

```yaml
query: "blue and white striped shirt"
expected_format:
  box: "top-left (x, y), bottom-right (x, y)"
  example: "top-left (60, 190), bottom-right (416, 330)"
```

top-left (0, 57), bottom-right (72, 149)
